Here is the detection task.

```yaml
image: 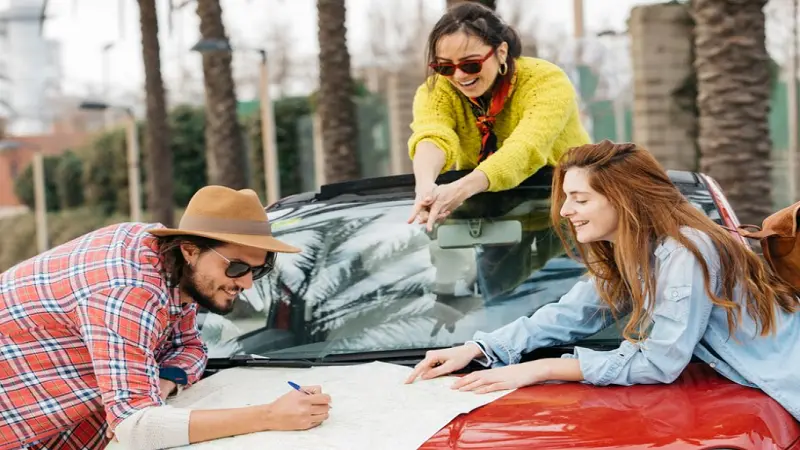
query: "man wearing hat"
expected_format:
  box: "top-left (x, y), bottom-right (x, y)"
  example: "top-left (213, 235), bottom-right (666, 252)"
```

top-left (0, 186), bottom-right (332, 450)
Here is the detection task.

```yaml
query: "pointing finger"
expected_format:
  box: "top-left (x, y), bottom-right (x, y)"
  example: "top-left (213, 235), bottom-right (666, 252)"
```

top-left (427, 202), bottom-right (444, 232)
top-left (405, 360), bottom-right (432, 384)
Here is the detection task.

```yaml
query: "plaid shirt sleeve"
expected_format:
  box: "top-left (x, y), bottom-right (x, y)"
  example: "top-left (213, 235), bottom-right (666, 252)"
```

top-left (76, 286), bottom-right (169, 430)
top-left (156, 305), bottom-right (208, 386)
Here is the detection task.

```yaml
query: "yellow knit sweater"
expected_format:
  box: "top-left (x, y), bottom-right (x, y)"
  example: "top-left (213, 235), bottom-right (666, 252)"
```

top-left (408, 57), bottom-right (591, 192)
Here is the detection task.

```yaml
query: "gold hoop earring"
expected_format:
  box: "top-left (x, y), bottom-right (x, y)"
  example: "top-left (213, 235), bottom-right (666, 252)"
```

top-left (498, 63), bottom-right (508, 76)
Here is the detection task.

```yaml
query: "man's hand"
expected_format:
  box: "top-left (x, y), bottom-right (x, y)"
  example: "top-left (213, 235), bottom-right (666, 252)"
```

top-left (159, 378), bottom-right (177, 401)
top-left (260, 385), bottom-right (332, 431)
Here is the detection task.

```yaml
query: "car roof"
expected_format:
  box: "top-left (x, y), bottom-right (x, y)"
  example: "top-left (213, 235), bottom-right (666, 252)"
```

top-left (268, 168), bottom-right (707, 210)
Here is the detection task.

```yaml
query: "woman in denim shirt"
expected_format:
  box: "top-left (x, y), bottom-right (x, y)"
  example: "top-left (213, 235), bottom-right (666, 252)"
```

top-left (406, 140), bottom-right (800, 421)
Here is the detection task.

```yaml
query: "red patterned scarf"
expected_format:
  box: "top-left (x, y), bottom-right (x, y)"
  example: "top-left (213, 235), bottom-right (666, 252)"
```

top-left (467, 76), bottom-right (513, 163)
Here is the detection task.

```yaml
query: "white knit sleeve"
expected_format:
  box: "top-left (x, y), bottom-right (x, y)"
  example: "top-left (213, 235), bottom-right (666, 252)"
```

top-left (113, 405), bottom-right (191, 450)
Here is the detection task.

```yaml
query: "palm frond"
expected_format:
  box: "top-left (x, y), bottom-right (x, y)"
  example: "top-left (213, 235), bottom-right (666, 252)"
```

top-left (309, 250), bottom-right (430, 321)
top-left (311, 272), bottom-right (430, 334)
top-left (323, 313), bottom-right (438, 353)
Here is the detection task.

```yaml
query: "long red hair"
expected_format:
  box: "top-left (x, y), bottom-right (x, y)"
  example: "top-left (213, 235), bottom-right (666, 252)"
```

top-left (550, 140), bottom-right (798, 341)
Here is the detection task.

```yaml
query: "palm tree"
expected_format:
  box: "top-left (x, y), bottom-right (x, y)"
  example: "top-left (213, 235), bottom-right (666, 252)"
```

top-left (446, 0), bottom-right (496, 10)
top-left (196, 0), bottom-right (248, 189)
top-left (316, 0), bottom-right (360, 183)
top-left (40, 0), bottom-right (176, 226)
top-left (138, 0), bottom-right (174, 227)
top-left (690, 0), bottom-right (773, 225)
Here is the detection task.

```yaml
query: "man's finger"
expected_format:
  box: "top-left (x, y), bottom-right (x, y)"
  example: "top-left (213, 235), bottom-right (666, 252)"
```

top-left (310, 404), bottom-right (330, 415)
top-left (311, 412), bottom-right (330, 421)
top-left (307, 393), bottom-right (331, 405)
top-left (302, 385), bottom-right (322, 394)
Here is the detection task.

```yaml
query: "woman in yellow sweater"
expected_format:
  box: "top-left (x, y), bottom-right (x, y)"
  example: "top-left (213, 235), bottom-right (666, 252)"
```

top-left (408, 2), bottom-right (591, 231)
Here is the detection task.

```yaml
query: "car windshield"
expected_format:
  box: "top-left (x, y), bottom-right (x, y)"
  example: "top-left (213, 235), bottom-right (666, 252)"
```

top-left (198, 175), bottom-right (723, 360)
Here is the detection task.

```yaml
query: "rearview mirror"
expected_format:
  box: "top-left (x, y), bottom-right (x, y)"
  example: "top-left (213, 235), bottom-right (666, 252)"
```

top-left (436, 219), bottom-right (522, 249)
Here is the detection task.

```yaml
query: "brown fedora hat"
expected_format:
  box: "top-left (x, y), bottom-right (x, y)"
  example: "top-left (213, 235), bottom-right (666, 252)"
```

top-left (149, 185), bottom-right (300, 253)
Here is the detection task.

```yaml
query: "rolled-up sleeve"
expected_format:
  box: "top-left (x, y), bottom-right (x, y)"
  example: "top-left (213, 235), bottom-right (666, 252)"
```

top-left (473, 276), bottom-right (622, 366)
top-left (407, 83), bottom-right (460, 171)
top-left (76, 287), bottom-right (166, 430)
top-left (571, 241), bottom-right (717, 386)
top-left (156, 305), bottom-right (208, 386)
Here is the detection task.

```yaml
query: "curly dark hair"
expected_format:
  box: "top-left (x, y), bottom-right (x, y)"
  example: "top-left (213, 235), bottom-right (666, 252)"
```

top-left (155, 235), bottom-right (225, 288)
top-left (426, 2), bottom-right (523, 89)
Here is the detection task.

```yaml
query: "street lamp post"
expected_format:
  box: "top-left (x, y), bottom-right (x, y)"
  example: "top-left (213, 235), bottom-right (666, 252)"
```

top-left (258, 49), bottom-right (279, 206)
top-left (101, 42), bottom-right (116, 130)
top-left (33, 151), bottom-right (48, 252)
top-left (0, 140), bottom-right (49, 252)
top-left (191, 38), bottom-right (280, 205)
top-left (788, 0), bottom-right (798, 203)
top-left (79, 101), bottom-right (142, 222)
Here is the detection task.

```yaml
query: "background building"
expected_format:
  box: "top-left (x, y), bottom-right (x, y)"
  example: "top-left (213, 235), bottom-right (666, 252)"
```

top-left (1, 0), bottom-right (62, 135)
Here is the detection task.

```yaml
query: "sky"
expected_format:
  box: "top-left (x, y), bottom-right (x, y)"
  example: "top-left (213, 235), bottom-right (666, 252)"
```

top-left (28, 0), bottom-right (666, 99)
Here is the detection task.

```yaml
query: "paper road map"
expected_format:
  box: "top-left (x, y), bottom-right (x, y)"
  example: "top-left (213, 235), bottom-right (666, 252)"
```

top-left (106, 361), bottom-right (514, 450)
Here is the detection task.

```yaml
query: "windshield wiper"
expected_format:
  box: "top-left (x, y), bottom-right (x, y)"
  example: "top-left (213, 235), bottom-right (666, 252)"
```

top-left (319, 347), bottom-right (455, 367)
top-left (207, 340), bottom-right (628, 372)
top-left (321, 341), bottom-right (627, 369)
top-left (206, 354), bottom-right (317, 369)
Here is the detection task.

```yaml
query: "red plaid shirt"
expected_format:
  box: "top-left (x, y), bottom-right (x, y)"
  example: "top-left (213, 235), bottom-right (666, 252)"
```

top-left (0, 223), bottom-right (208, 449)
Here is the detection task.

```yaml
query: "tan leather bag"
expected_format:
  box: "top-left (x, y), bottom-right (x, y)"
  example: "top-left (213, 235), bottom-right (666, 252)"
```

top-left (737, 201), bottom-right (800, 291)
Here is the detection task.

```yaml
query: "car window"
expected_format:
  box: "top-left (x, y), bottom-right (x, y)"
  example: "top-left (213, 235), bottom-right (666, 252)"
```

top-left (198, 181), bottom-right (720, 359)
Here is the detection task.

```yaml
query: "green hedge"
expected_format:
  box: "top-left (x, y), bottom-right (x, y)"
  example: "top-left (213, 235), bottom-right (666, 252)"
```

top-left (2, 98), bottom-right (313, 272)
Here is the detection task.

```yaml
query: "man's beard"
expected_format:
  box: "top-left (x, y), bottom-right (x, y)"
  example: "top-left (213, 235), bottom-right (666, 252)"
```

top-left (181, 266), bottom-right (237, 316)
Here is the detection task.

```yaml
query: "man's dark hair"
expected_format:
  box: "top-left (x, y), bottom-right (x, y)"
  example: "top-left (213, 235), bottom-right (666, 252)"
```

top-left (155, 235), bottom-right (225, 288)
top-left (426, 2), bottom-right (523, 89)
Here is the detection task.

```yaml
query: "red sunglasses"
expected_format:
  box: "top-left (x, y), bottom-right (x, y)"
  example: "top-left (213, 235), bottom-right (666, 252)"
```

top-left (429, 48), bottom-right (496, 77)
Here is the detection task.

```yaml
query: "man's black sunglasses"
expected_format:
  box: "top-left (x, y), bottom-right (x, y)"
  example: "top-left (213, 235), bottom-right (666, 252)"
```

top-left (209, 248), bottom-right (276, 281)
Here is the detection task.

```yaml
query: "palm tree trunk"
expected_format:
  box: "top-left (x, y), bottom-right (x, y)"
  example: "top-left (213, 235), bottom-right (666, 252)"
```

top-left (691, 0), bottom-right (773, 225)
top-left (446, 0), bottom-right (496, 10)
top-left (196, 0), bottom-right (248, 190)
top-left (138, 0), bottom-right (174, 227)
top-left (317, 0), bottom-right (360, 183)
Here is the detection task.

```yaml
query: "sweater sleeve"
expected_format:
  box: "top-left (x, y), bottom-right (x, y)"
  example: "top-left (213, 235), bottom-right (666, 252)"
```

top-left (407, 82), bottom-right (460, 171)
top-left (114, 405), bottom-right (191, 450)
top-left (475, 65), bottom-right (579, 191)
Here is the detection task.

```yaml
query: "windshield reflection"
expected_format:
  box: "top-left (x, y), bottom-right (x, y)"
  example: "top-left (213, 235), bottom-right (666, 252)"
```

top-left (198, 183), bottom-right (719, 360)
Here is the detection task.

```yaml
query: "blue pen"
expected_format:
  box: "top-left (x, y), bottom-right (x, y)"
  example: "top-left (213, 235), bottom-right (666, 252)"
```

top-left (287, 381), bottom-right (311, 395)
top-left (288, 381), bottom-right (333, 408)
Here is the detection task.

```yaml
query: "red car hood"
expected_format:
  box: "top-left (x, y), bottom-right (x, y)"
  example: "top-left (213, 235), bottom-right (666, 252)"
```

top-left (420, 363), bottom-right (800, 450)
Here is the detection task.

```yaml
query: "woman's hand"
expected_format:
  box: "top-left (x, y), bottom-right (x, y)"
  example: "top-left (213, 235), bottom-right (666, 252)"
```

top-left (450, 361), bottom-right (549, 394)
top-left (421, 182), bottom-right (470, 231)
top-left (405, 344), bottom-right (483, 384)
top-left (408, 182), bottom-right (438, 225)
top-left (419, 170), bottom-right (490, 231)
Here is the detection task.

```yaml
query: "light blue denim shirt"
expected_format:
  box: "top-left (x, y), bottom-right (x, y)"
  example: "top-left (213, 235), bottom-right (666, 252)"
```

top-left (471, 227), bottom-right (800, 422)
